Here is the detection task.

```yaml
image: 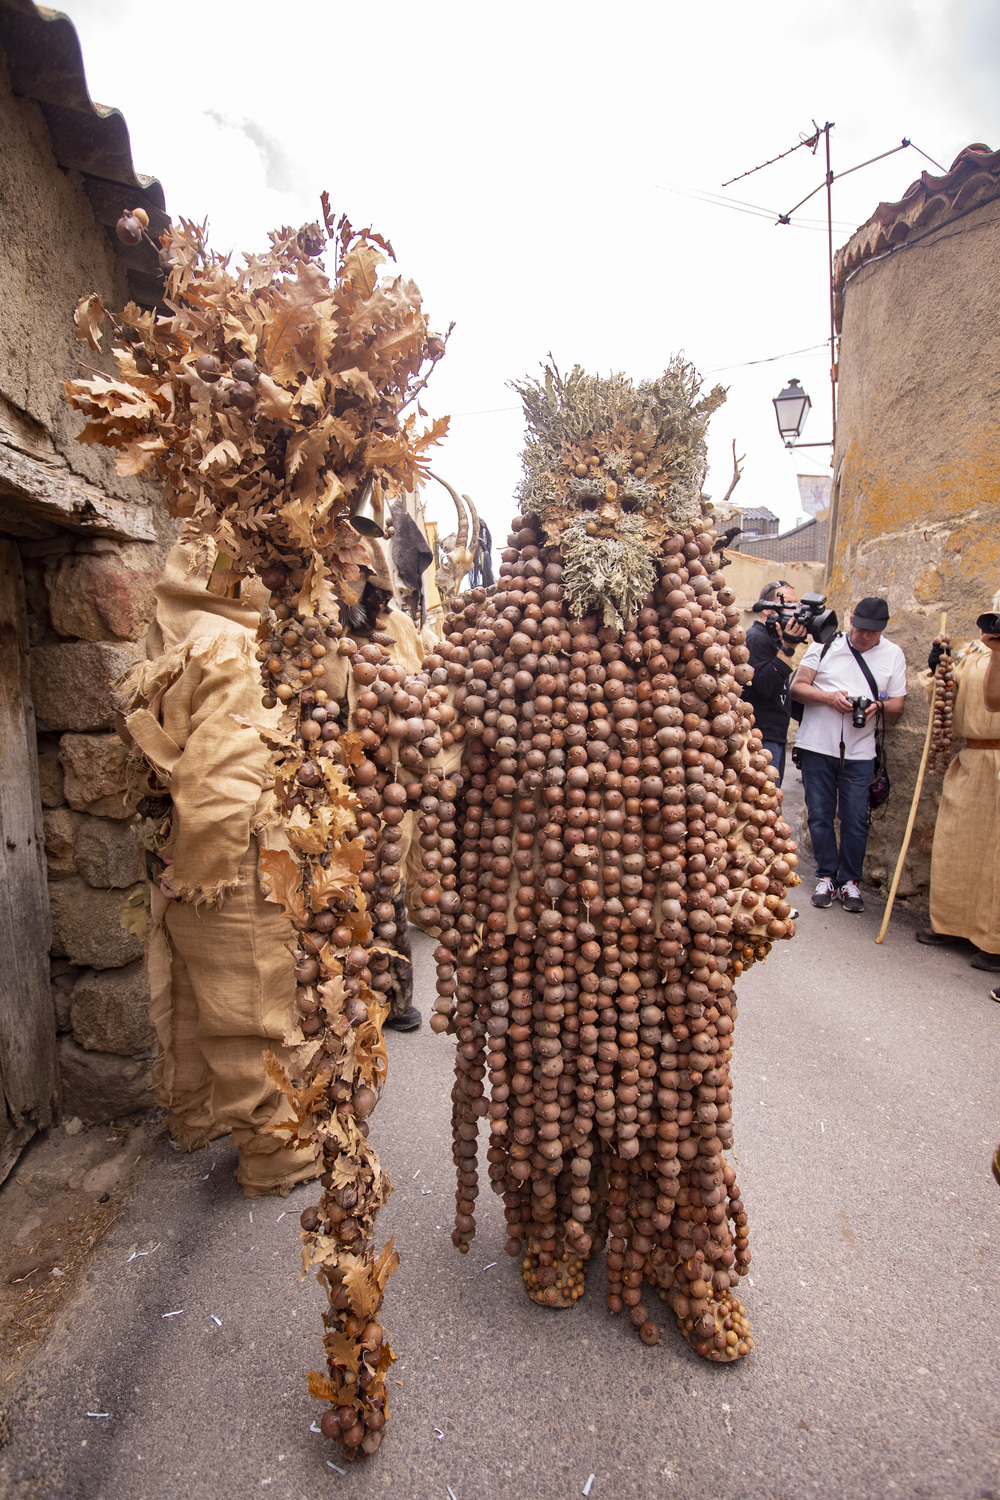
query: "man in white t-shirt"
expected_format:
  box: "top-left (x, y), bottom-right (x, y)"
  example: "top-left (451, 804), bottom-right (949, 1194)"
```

top-left (790, 597), bottom-right (907, 913)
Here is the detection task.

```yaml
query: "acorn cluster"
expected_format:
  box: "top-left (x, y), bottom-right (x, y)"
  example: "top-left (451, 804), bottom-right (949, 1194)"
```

top-left (928, 635), bottom-right (955, 774)
top-left (256, 562), bottom-right (449, 1458)
top-left (419, 509), bottom-right (797, 1360)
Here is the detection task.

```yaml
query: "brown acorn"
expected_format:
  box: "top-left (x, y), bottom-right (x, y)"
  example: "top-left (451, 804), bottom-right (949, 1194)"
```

top-left (115, 213), bottom-right (142, 246)
top-left (194, 353), bottom-right (221, 383)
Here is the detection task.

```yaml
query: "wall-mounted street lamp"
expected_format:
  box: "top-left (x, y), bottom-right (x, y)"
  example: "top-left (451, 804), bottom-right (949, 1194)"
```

top-left (772, 378), bottom-right (811, 445)
top-left (772, 378), bottom-right (832, 449)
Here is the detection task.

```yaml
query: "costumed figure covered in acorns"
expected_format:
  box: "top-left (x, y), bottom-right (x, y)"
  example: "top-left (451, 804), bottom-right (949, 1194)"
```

top-left (420, 360), bottom-right (800, 1360)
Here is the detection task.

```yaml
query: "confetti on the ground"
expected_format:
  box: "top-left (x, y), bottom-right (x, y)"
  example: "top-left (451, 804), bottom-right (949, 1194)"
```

top-left (249, 1211), bottom-right (253, 1223)
top-left (202, 1174), bottom-right (209, 1179)
top-left (310, 1421), bottom-right (322, 1434)
top-left (433, 1356), bottom-right (440, 1361)
top-left (434, 1427), bottom-right (444, 1440)
top-left (412, 1169), bottom-right (421, 1179)
top-left (421, 1188), bottom-right (432, 1195)
top-left (482, 1262), bottom-right (497, 1271)
top-left (86, 1413), bottom-right (110, 1419)
top-left (327, 1460), bottom-right (346, 1474)
top-left (276, 1212), bottom-right (287, 1223)
top-left (395, 1379), bottom-right (404, 1386)
top-left (210, 1315), bottom-right (222, 1327)
top-left (447, 1488), bottom-right (457, 1500)
top-left (162, 1310), bottom-right (183, 1318)
top-left (583, 1475), bottom-right (595, 1497)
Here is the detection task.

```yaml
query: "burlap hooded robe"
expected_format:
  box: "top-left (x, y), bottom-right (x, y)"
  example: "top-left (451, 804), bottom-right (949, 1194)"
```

top-left (923, 648), bottom-right (1000, 953)
top-left (125, 537), bottom-right (321, 1193)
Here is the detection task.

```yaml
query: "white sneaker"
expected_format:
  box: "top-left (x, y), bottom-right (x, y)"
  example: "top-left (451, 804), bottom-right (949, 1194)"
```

top-left (811, 878), bottom-right (835, 909)
top-left (839, 881), bottom-right (865, 913)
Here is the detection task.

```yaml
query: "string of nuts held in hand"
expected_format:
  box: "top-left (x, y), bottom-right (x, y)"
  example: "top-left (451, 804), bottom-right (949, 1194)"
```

top-left (64, 201), bottom-right (451, 1460)
top-left (928, 635), bottom-right (954, 774)
top-left (419, 362), bottom-right (799, 1361)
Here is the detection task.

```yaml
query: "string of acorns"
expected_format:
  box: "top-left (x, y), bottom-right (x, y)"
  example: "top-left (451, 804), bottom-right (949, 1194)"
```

top-left (928, 635), bottom-right (954, 774)
top-left (254, 561), bottom-right (455, 1459)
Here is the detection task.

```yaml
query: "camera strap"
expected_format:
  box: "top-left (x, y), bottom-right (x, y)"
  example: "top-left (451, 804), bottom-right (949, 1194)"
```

top-left (842, 639), bottom-right (885, 772)
top-left (846, 640), bottom-right (881, 703)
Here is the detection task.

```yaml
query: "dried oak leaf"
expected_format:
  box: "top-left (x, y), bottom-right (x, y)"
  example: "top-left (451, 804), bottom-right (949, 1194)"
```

top-left (309, 842), bottom-right (365, 910)
top-left (307, 1371), bottom-right (336, 1402)
top-left (258, 848), bottom-right (308, 926)
top-left (342, 242), bottom-right (384, 298)
top-left (324, 1330), bottom-right (362, 1376)
top-left (73, 293), bottom-right (106, 351)
top-left (375, 1236), bottom-right (400, 1293)
top-left (339, 1254), bottom-right (379, 1320)
top-left (336, 732), bottom-right (367, 770)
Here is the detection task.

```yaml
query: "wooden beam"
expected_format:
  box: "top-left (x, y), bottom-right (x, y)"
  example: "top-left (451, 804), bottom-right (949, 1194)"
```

top-left (0, 439), bottom-right (156, 542)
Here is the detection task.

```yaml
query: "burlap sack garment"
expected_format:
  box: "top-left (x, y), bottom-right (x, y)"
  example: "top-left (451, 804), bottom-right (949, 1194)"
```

top-left (126, 538), bottom-right (319, 1195)
top-left (923, 649), bottom-right (1000, 953)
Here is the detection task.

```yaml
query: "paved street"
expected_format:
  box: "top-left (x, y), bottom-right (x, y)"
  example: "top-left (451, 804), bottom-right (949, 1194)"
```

top-left (2, 779), bottom-right (999, 1500)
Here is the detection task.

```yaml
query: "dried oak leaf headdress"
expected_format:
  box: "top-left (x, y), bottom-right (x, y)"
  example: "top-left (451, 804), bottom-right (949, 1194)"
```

top-left (65, 198), bottom-right (450, 611)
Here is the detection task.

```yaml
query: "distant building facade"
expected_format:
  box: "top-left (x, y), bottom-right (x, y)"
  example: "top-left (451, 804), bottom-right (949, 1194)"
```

top-left (734, 505), bottom-right (779, 540)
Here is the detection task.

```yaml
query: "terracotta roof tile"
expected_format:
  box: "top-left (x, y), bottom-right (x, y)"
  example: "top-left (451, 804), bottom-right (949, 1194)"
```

top-left (833, 144), bottom-right (1000, 328)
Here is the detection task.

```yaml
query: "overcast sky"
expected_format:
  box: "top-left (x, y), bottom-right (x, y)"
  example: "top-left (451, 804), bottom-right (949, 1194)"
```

top-left (57, 0), bottom-right (999, 552)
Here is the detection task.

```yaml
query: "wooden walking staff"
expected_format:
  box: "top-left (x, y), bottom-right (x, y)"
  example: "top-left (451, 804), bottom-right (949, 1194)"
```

top-left (876, 612), bottom-right (947, 943)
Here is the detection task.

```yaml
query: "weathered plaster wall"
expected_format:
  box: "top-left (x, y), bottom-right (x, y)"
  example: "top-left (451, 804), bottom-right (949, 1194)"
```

top-left (0, 54), bottom-right (152, 503)
top-left (829, 196), bottom-right (1000, 906)
top-left (0, 51), bottom-right (174, 1130)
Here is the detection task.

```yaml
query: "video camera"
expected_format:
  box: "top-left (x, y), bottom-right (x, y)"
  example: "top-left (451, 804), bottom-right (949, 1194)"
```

top-left (976, 612), bottom-right (1000, 636)
top-left (751, 591), bottom-right (839, 646)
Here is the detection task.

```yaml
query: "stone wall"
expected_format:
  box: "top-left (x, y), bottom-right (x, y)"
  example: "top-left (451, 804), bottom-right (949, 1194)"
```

top-left (829, 195), bottom-right (1000, 908)
top-left (28, 540), bottom-right (161, 1123)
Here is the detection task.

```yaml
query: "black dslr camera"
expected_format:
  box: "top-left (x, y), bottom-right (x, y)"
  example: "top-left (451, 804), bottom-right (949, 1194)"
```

top-left (847, 695), bottom-right (874, 729)
top-left (977, 612), bottom-right (1000, 636)
top-left (751, 591), bottom-right (839, 645)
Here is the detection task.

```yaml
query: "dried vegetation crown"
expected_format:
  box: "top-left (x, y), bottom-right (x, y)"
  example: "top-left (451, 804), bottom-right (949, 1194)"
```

top-left (513, 358), bottom-right (726, 533)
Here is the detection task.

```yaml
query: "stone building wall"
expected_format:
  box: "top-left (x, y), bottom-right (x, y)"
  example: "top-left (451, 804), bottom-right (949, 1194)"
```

top-left (828, 149), bottom-right (1000, 908)
top-left (0, 9), bottom-right (174, 1148)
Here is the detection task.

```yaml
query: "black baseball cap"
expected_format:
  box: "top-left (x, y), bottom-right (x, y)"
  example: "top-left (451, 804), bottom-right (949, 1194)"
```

top-left (852, 597), bottom-right (889, 631)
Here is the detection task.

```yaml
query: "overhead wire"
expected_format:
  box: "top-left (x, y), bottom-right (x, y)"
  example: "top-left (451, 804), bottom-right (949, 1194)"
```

top-left (655, 181), bottom-right (855, 231)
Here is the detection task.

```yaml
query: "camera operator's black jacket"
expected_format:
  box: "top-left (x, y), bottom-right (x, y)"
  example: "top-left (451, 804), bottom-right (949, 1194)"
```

top-left (745, 619), bottom-right (793, 741)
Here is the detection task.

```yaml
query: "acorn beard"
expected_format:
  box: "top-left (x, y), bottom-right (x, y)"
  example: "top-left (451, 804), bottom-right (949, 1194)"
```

top-left (560, 514), bottom-right (656, 631)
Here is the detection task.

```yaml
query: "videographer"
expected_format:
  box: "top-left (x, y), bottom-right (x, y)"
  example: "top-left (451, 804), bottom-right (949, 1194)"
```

top-left (790, 596), bottom-right (906, 914)
top-left (745, 580), bottom-right (808, 785)
top-left (917, 608), bottom-right (1000, 978)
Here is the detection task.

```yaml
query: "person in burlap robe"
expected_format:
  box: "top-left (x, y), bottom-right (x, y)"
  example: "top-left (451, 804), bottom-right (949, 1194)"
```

top-left (123, 536), bottom-right (321, 1196)
top-left (916, 623), bottom-right (1000, 981)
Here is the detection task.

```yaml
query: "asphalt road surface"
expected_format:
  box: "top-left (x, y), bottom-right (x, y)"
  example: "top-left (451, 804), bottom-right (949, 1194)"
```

top-left (2, 788), bottom-right (998, 1500)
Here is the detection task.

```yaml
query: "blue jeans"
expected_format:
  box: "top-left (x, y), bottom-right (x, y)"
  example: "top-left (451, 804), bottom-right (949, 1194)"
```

top-left (761, 739), bottom-right (787, 786)
top-left (798, 748), bottom-right (874, 885)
